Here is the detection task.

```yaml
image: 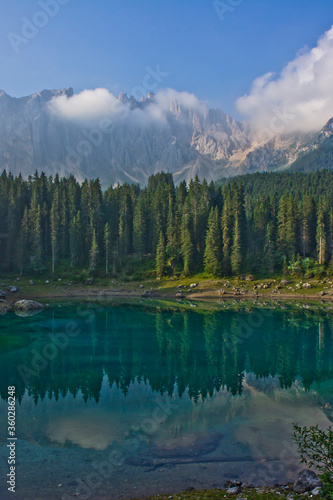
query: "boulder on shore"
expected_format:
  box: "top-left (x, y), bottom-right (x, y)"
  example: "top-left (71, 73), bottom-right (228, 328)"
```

top-left (280, 279), bottom-right (290, 286)
top-left (84, 278), bottom-right (94, 286)
top-left (293, 469), bottom-right (322, 494)
top-left (14, 300), bottom-right (44, 312)
top-left (0, 289), bottom-right (6, 300)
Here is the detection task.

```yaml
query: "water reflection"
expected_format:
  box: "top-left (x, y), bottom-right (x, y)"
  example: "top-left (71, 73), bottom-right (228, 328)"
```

top-left (0, 303), bottom-right (333, 404)
top-left (1, 302), bottom-right (333, 498)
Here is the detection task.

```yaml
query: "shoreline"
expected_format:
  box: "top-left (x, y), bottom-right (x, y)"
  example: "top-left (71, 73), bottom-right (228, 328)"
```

top-left (2, 274), bottom-right (333, 307)
top-left (1, 285), bottom-right (333, 306)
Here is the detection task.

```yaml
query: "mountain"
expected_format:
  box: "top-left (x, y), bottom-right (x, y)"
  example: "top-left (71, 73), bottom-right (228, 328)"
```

top-left (0, 87), bottom-right (332, 185)
top-left (288, 118), bottom-right (333, 173)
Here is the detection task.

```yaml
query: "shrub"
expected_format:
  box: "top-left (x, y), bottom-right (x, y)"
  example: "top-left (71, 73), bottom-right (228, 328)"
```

top-left (293, 423), bottom-right (333, 498)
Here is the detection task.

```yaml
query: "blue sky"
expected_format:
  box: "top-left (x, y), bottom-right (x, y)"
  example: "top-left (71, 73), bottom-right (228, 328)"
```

top-left (1, 0), bottom-right (333, 118)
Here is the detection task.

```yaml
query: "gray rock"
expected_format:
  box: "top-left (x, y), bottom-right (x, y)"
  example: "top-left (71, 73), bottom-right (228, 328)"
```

top-left (302, 283), bottom-right (312, 289)
top-left (139, 284), bottom-right (144, 288)
top-left (45, 280), bottom-right (50, 284)
top-left (0, 289), bottom-right (7, 300)
top-left (226, 486), bottom-right (241, 494)
top-left (29, 280), bottom-right (34, 285)
top-left (293, 469), bottom-right (322, 494)
top-left (280, 279), bottom-right (290, 286)
top-left (224, 480), bottom-right (242, 488)
top-left (7, 286), bottom-right (19, 293)
top-left (84, 278), bottom-right (94, 285)
top-left (311, 486), bottom-right (322, 496)
top-left (14, 300), bottom-right (44, 312)
top-left (176, 292), bottom-right (184, 298)
top-left (189, 283), bottom-right (197, 288)
top-left (142, 290), bottom-right (152, 298)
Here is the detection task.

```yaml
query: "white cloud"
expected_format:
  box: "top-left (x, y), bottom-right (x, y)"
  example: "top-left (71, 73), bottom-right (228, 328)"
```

top-left (49, 87), bottom-right (207, 127)
top-left (237, 26), bottom-right (333, 134)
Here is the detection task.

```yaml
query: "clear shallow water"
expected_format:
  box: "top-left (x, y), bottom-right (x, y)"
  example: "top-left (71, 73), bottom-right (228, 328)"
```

top-left (0, 300), bottom-right (333, 499)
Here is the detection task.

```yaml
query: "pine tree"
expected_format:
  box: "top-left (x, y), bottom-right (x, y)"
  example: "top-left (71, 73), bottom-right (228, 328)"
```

top-left (156, 231), bottom-right (166, 276)
top-left (89, 229), bottom-right (99, 273)
top-left (181, 203), bottom-right (194, 276)
top-left (221, 190), bottom-right (232, 275)
top-left (285, 195), bottom-right (297, 261)
top-left (50, 197), bottom-right (60, 274)
top-left (118, 185), bottom-right (133, 255)
top-left (29, 200), bottom-right (43, 272)
top-left (16, 207), bottom-right (30, 274)
top-left (300, 194), bottom-right (316, 257)
top-left (231, 216), bottom-right (242, 274)
top-left (277, 195), bottom-right (288, 257)
top-left (69, 212), bottom-right (80, 268)
top-left (263, 222), bottom-right (277, 273)
top-left (104, 223), bottom-right (111, 275)
top-left (133, 193), bottom-right (146, 258)
top-left (230, 183), bottom-right (244, 275)
top-left (316, 202), bottom-right (327, 265)
top-left (204, 208), bottom-right (222, 275)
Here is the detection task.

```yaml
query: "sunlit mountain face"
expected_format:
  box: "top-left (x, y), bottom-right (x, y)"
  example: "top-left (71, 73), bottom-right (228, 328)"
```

top-left (1, 88), bottom-right (332, 188)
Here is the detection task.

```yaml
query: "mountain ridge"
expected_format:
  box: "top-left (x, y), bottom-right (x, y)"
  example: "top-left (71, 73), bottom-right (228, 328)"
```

top-left (0, 87), bottom-right (331, 185)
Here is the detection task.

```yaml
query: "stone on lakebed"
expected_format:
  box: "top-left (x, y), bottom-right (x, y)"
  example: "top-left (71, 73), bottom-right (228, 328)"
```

top-left (14, 300), bottom-right (45, 312)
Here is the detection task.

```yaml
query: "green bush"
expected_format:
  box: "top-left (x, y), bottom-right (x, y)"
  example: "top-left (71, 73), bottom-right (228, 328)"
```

top-left (293, 424), bottom-right (333, 498)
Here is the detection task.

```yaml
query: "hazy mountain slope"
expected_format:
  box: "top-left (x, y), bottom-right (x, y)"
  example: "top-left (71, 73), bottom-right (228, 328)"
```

top-left (288, 118), bottom-right (333, 173)
top-left (0, 88), bottom-right (251, 186)
top-left (0, 87), bottom-right (331, 185)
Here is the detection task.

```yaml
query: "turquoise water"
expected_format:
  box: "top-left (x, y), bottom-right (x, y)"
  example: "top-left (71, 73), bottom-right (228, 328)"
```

top-left (0, 300), bottom-right (333, 499)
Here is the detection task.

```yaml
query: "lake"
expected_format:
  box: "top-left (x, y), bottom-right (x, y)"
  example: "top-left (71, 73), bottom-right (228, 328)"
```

top-left (0, 299), bottom-right (333, 499)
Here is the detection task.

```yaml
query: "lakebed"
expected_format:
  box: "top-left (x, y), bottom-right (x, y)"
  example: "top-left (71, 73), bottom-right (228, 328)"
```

top-left (0, 297), bottom-right (332, 499)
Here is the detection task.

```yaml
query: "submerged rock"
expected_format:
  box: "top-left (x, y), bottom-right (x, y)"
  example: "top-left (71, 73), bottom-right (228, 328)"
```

top-left (0, 289), bottom-right (7, 300)
top-left (15, 309), bottom-right (44, 317)
top-left (14, 300), bottom-right (44, 312)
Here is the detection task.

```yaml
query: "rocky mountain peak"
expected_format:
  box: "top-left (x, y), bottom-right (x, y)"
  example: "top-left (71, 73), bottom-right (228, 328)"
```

top-left (0, 86), bottom-right (330, 186)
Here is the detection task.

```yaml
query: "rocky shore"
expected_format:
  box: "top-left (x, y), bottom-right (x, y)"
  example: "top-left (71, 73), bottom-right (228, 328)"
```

top-left (130, 470), bottom-right (325, 499)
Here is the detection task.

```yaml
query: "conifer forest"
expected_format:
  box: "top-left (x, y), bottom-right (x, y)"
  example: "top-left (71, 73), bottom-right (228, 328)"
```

top-left (1, 169), bottom-right (333, 278)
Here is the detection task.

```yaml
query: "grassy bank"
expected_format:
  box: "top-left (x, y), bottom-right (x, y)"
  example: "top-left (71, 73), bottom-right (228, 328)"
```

top-left (130, 486), bottom-right (325, 499)
top-left (1, 270), bottom-right (333, 302)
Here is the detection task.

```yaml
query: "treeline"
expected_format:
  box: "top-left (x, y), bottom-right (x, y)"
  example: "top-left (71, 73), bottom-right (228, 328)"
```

top-left (1, 169), bottom-right (333, 276)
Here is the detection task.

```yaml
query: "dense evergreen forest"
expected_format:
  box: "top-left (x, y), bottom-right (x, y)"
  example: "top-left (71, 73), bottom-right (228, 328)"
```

top-left (1, 169), bottom-right (333, 277)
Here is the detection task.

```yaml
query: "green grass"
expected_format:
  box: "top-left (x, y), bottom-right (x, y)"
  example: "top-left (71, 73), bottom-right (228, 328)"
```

top-left (129, 487), bottom-right (325, 499)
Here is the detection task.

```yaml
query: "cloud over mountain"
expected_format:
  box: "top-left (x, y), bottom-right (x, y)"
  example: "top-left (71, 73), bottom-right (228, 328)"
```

top-left (237, 26), bottom-right (333, 134)
top-left (49, 87), bottom-right (207, 127)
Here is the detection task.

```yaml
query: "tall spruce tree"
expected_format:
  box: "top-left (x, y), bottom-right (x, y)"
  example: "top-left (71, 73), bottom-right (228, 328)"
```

top-left (317, 202), bottom-right (327, 265)
top-left (204, 208), bottom-right (222, 275)
top-left (104, 223), bottom-right (111, 275)
top-left (89, 229), bottom-right (99, 273)
top-left (181, 202), bottom-right (194, 276)
top-left (156, 231), bottom-right (166, 276)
